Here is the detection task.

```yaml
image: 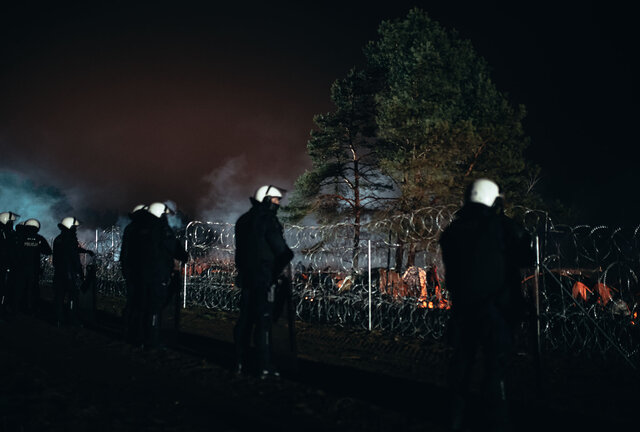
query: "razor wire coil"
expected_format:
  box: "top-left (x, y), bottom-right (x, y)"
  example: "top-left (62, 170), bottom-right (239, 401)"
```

top-left (40, 206), bottom-right (640, 366)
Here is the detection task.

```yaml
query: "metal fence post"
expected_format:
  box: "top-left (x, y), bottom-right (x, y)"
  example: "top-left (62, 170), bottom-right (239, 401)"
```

top-left (368, 240), bottom-right (372, 331)
top-left (183, 237), bottom-right (188, 309)
top-left (183, 221), bottom-right (195, 309)
top-left (533, 234), bottom-right (542, 390)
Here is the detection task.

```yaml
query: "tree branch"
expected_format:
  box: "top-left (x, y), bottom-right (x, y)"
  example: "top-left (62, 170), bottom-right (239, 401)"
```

top-left (464, 140), bottom-right (487, 177)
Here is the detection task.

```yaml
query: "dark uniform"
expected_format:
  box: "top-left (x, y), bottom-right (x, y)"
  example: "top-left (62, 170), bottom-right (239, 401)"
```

top-left (440, 198), bottom-right (534, 431)
top-left (234, 194), bottom-right (293, 376)
top-left (120, 207), bottom-right (154, 345)
top-left (135, 207), bottom-right (187, 350)
top-left (52, 220), bottom-right (94, 326)
top-left (0, 216), bottom-right (18, 319)
top-left (13, 222), bottom-right (52, 314)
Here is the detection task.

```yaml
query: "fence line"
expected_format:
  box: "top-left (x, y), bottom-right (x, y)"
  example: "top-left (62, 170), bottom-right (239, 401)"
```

top-left (41, 206), bottom-right (640, 367)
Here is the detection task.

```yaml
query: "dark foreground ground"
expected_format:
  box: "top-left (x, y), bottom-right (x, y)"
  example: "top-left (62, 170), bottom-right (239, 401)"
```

top-left (1, 292), bottom-right (638, 432)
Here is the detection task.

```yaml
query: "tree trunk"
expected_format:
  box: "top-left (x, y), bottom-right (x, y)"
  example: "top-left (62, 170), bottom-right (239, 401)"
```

top-left (407, 243), bottom-right (416, 268)
top-left (352, 156), bottom-right (361, 271)
top-left (394, 239), bottom-right (404, 274)
top-left (352, 218), bottom-right (360, 271)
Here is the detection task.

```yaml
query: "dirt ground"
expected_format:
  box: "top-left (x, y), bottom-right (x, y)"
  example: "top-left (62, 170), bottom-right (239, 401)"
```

top-left (1, 292), bottom-right (638, 432)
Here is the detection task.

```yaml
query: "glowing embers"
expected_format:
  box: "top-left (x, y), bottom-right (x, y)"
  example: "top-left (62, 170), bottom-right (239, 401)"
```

top-left (417, 267), bottom-right (450, 310)
top-left (379, 266), bottom-right (450, 309)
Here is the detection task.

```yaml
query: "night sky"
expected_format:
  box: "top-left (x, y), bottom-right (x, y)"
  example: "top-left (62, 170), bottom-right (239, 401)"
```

top-left (0, 1), bottom-right (636, 230)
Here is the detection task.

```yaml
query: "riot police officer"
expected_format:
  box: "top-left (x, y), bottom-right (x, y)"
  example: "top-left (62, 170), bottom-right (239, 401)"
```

top-left (52, 216), bottom-right (94, 326)
top-left (120, 204), bottom-right (151, 344)
top-left (0, 211), bottom-right (19, 319)
top-left (234, 185), bottom-right (294, 378)
top-left (14, 218), bottom-right (52, 315)
top-left (440, 179), bottom-right (534, 432)
top-left (136, 202), bottom-right (187, 350)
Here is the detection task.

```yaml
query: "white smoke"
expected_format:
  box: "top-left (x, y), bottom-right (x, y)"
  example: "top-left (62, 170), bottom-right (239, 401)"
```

top-left (164, 199), bottom-right (187, 231)
top-left (197, 156), bottom-right (295, 224)
top-left (0, 170), bottom-right (74, 241)
top-left (197, 156), bottom-right (252, 224)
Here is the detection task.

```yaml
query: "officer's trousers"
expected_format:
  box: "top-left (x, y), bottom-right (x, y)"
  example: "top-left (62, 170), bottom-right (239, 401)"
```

top-left (448, 305), bottom-right (513, 431)
top-left (234, 283), bottom-right (275, 372)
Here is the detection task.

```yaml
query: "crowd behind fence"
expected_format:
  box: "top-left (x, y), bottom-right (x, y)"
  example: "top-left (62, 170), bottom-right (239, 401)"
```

top-left (42, 206), bottom-right (640, 368)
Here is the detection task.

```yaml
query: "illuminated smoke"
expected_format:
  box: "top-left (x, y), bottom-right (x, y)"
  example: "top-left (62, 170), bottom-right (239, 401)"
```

top-left (164, 199), bottom-right (187, 231)
top-left (0, 170), bottom-right (74, 241)
top-left (198, 156), bottom-right (252, 224)
top-left (197, 156), bottom-right (293, 224)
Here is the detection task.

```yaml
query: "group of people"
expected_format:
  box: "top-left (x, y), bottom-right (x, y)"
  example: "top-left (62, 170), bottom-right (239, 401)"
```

top-left (3, 178), bottom-right (533, 431)
top-left (117, 186), bottom-right (296, 368)
top-left (0, 200), bottom-right (191, 351)
top-left (1, 185), bottom-right (296, 371)
top-left (231, 178), bottom-right (535, 430)
top-left (0, 211), bottom-right (97, 324)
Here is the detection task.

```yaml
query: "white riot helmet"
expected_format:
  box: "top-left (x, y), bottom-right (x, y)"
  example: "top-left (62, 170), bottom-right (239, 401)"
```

top-left (132, 204), bottom-right (147, 213)
top-left (254, 185), bottom-right (284, 203)
top-left (60, 216), bottom-right (80, 229)
top-left (0, 211), bottom-right (19, 225)
top-left (24, 218), bottom-right (41, 231)
top-left (467, 179), bottom-right (502, 208)
top-left (147, 202), bottom-right (172, 218)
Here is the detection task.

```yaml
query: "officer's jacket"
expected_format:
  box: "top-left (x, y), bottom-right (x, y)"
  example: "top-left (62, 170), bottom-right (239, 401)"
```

top-left (235, 199), bottom-right (293, 289)
top-left (0, 224), bottom-right (16, 271)
top-left (132, 215), bottom-right (185, 285)
top-left (120, 210), bottom-right (154, 283)
top-left (440, 203), bottom-right (506, 310)
top-left (14, 224), bottom-right (52, 272)
top-left (440, 202), bottom-right (534, 318)
top-left (53, 227), bottom-right (86, 281)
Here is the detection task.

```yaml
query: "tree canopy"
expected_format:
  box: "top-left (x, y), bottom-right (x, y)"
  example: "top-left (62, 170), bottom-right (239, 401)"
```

top-left (288, 8), bottom-right (540, 229)
top-left (286, 68), bottom-right (390, 224)
top-left (367, 8), bottom-right (538, 213)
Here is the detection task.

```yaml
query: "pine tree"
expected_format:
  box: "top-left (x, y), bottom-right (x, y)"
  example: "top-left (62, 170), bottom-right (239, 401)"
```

top-left (365, 8), bottom-right (537, 211)
top-left (286, 69), bottom-right (390, 269)
top-left (290, 8), bottom-right (540, 271)
top-left (363, 8), bottom-right (539, 268)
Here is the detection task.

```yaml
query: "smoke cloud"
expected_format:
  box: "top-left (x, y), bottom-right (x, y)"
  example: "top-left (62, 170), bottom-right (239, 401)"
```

top-left (197, 156), bottom-right (295, 224)
top-left (197, 156), bottom-right (252, 224)
top-left (0, 170), bottom-right (76, 241)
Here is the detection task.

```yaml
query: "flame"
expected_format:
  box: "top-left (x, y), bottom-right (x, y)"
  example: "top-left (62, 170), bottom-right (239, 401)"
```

top-left (416, 266), bottom-right (450, 310)
top-left (572, 281), bottom-right (591, 301)
top-left (594, 282), bottom-right (614, 306)
top-left (336, 275), bottom-right (354, 293)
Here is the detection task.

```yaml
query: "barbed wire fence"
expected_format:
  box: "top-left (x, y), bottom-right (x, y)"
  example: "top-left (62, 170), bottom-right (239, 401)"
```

top-left (42, 206), bottom-right (640, 369)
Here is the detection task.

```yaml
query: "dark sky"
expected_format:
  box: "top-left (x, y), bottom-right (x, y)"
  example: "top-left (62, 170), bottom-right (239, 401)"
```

top-left (0, 1), bottom-right (636, 228)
